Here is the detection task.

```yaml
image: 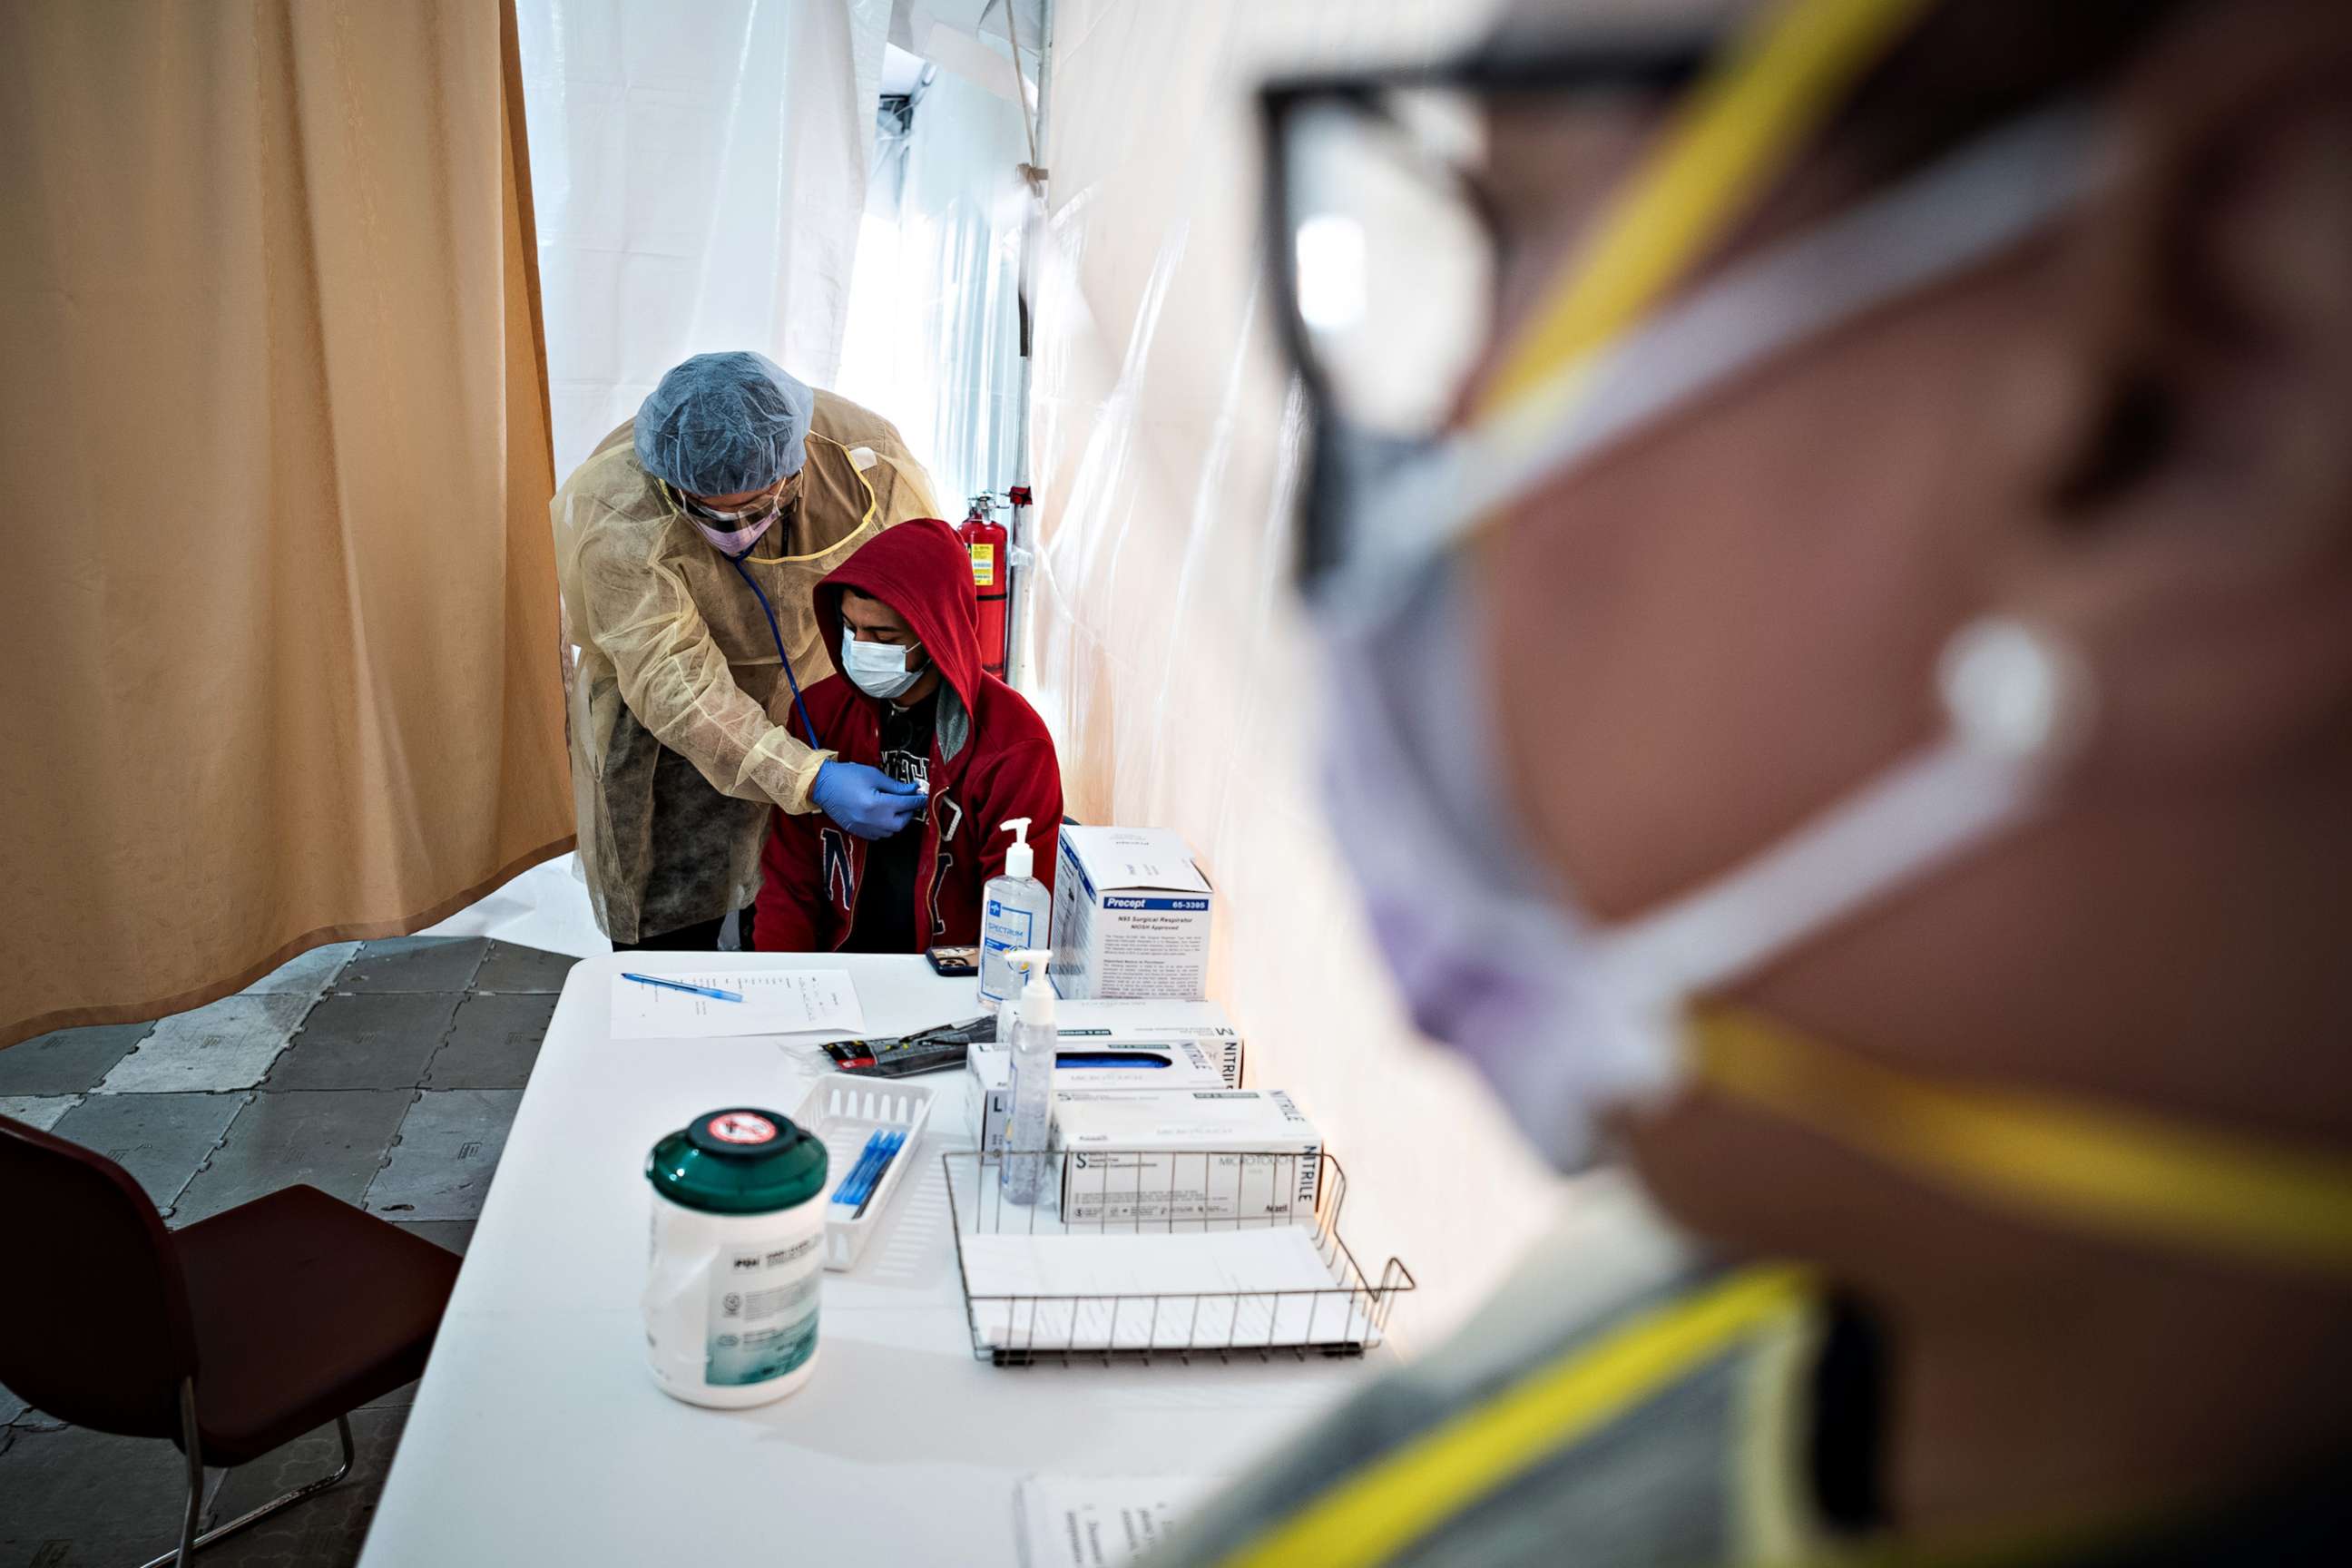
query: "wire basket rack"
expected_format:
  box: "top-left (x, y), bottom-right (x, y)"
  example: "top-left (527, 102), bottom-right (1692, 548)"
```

top-left (942, 1147), bottom-right (1414, 1367)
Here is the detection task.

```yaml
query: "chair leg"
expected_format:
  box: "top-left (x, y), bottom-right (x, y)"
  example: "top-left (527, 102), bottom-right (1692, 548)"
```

top-left (172, 1377), bottom-right (203, 1566)
top-left (138, 1393), bottom-right (357, 1568)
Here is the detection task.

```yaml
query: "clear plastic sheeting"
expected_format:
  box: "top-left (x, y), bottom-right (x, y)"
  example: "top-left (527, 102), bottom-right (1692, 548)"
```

top-left (515, 0), bottom-right (893, 479)
top-left (423, 852), bottom-right (610, 958)
top-left (837, 56), bottom-right (1032, 512)
top-left (1024, 0), bottom-right (1558, 1345)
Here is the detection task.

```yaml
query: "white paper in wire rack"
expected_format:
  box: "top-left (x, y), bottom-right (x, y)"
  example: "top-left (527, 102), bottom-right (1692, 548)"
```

top-left (963, 1230), bottom-right (1383, 1352)
top-left (1013, 1475), bottom-right (1226, 1568)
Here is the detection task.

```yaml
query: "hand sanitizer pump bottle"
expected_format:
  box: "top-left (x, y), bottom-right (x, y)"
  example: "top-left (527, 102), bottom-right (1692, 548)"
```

top-left (1000, 950), bottom-right (1057, 1205)
top-left (979, 818), bottom-right (1051, 1012)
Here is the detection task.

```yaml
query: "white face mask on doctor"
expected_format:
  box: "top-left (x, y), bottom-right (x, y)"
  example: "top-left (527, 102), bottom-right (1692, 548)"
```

top-left (840, 623), bottom-right (926, 701)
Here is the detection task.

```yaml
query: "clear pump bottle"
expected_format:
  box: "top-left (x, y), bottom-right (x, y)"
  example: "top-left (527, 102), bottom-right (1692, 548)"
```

top-left (979, 818), bottom-right (1051, 1012)
top-left (999, 950), bottom-right (1056, 1205)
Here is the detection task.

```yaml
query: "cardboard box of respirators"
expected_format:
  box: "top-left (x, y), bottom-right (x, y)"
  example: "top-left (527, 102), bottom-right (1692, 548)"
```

top-left (1050, 828), bottom-right (1213, 1001)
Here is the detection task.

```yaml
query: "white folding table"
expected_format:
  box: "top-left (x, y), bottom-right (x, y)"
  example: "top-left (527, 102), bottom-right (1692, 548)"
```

top-left (358, 953), bottom-right (1380, 1566)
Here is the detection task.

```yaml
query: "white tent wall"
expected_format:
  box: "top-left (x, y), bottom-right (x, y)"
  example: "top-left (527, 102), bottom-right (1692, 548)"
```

top-left (516, 0), bottom-right (893, 478)
top-left (1024, 0), bottom-right (1567, 1345)
top-left (836, 60), bottom-right (1032, 514)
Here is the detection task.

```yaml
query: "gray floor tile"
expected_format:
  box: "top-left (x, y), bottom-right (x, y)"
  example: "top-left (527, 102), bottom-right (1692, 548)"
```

top-left (244, 941), bottom-right (359, 996)
top-left (422, 994), bottom-right (554, 1090)
top-left (269, 995), bottom-right (458, 1093)
top-left (0, 1423), bottom-right (226, 1567)
top-left (172, 1091), bottom-right (413, 1227)
top-left (48, 1093), bottom-right (246, 1216)
top-left (0, 1094), bottom-right (83, 1133)
top-left (332, 936), bottom-right (486, 995)
top-left (0, 1024), bottom-right (152, 1096)
top-left (97, 995), bottom-right (311, 1095)
top-left (3, 1399), bottom-right (61, 1433)
top-left (365, 1090), bottom-right (522, 1221)
top-left (472, 940), bottom-right (580, 994)
top-left (390, 1219), bottom-right (476, 1257)
top-left (195, 1407), bottom-right (407, 1568)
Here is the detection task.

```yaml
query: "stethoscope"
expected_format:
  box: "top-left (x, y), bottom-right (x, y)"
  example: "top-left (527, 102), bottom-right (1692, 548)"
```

top-left (662, 478), bottom-right (822, 748)
top-left (724, 551), bottom-right (821, 750)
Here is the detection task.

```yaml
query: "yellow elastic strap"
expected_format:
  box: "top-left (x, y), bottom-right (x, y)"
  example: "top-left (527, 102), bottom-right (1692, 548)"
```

top-left (1216, 1267), bottom-right (1811, 1568)
top-left (1696, 1009), bottom-right (2352, 1277)
top-left (1476, 0), bottom-right (1934, 421)
top-left (750, 436), bottom-right (879, 565)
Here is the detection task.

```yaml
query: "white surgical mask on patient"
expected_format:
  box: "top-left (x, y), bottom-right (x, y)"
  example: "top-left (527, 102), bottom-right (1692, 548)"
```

top-left (841, 627), bottom-right (925, 701)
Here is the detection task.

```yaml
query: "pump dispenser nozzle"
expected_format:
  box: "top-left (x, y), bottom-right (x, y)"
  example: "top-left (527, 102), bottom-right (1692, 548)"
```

top-left (1009, 949), bottom-right (1055, 1027)
top-left (998, 818), bottom-right (1034, 880)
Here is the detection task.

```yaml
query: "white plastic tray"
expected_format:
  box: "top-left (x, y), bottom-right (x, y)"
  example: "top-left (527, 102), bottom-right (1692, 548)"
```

top-left (794, 1075), bottom-right (936, 1271)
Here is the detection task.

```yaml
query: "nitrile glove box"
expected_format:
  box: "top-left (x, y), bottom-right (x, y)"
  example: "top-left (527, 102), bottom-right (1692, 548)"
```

top-left (1050, 827), bottom-right (1213, 1000)
top-left (1049, 997), bottom-right (1245, 1085)
top-left (969, 1036), bottom-right (1231, 1153)
top-left (1051, 1089), bottom-right (1324, 1224)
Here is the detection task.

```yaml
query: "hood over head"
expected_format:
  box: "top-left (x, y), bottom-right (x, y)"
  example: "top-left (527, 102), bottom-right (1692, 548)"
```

top-left (815, 519), bottom-right (983, 758)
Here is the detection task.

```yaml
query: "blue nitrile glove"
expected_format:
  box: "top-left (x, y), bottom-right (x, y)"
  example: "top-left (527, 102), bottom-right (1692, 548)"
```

top-left (810, 760), bottom-right (926, 839)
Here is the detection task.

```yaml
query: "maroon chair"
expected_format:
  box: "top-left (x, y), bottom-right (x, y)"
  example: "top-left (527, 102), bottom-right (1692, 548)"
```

top-left (0, 1113), bottom-right (462, 1565)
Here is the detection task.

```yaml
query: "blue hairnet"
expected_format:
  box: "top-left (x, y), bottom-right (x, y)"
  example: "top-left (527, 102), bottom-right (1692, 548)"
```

top-left (634, 351), bottom-right (815, 496)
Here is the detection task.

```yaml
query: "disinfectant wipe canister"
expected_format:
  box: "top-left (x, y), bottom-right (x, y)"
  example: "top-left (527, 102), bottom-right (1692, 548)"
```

top-left (643, 1107), bottom-right (829, 1407)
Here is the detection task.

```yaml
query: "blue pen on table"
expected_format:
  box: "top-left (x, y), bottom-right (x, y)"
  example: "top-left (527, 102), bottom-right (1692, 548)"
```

top-left (852, 1132), bottom-right (908, 1217)
top-left (831, 1134), bottom-right (885, 1207)
top-left (622, 973), bottom-right (744, 1003)
top-left (833, 1132), bottom-right (899, 1208)
top-left (832, 1129), bottom-right (906, 1215)
top-left (851, 1137), bottom-right (905, 1219)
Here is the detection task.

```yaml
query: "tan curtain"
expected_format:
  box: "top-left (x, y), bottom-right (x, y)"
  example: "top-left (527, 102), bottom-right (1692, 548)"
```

top-left (0, 0), bottom-right (572, 1046)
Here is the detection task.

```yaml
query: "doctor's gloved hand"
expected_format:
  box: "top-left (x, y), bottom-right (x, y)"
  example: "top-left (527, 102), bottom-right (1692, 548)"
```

top-left (810, 760), bottom-right (926, 839)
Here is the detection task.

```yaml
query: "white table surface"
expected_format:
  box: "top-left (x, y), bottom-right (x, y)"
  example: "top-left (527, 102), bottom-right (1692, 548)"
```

top-left (358, 953), bottom-right (1380, 1567)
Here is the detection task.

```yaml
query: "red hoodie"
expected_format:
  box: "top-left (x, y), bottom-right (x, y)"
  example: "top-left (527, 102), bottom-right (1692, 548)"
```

top-left (755, 518), bottom-right (1062, 953)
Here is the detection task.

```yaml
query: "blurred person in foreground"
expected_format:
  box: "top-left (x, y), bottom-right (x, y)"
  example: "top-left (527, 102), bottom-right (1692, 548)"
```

top-left (553, 352), bottom-right (938, 949)
top-left (754, 519), bottom-right (1062, 954)
top-left (1159, 0), bottom-right (2352, 1563)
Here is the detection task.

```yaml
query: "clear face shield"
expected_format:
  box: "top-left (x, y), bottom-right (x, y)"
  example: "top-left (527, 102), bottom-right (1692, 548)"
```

top-left (1254, 0), bottom-right (2352, 1279)
top-left (1259, 38), bottom-right (1702, 596)
top-left (1268, 54), bottom-right (1706, 554)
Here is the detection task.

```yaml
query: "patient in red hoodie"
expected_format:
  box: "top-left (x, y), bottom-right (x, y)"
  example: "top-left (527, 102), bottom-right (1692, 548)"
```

top-left (755, 518), bottom-right (1062, 953)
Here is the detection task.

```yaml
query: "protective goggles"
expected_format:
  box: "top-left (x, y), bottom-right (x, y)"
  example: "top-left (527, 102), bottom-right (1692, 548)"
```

top-left (1258, 0), bottom-right (2135, 602)
top-left (668, 473), bottom-right (796, 526)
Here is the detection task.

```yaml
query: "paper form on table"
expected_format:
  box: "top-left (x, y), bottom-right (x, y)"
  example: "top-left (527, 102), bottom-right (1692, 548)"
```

top-left (610, 969), bottom-right (864, 1040)
top-left (1013, 1475), bottom-right (1224, 1568)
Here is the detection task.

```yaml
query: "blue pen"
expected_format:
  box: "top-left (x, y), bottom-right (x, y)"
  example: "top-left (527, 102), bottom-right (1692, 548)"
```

top-left (832, 1130), bottom-right (906, 1210)
top-left (852, 1133), bottom-right (906, 1218)
top-left (854, 1133), bottom-right (899, 1202)
top-left (831, 1144), bottom-right (872, 1205)
top-left (832, 1132), bottom-right (888, 1206)
top-left (622, 973), bottom-right (744, 1003)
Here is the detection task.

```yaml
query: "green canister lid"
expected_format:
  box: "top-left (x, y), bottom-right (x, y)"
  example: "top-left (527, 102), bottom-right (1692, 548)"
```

top-left (646, 1108), bottom-right (829, 1215)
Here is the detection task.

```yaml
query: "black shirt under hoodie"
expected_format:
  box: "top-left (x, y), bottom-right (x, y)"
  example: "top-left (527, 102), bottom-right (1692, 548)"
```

top-left (840, 691), bottom-right (936, 953)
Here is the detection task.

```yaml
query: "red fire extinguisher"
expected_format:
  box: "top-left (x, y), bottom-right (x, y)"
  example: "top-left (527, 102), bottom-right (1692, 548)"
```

top-left (956, 495), bottom-right (1010, 678)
